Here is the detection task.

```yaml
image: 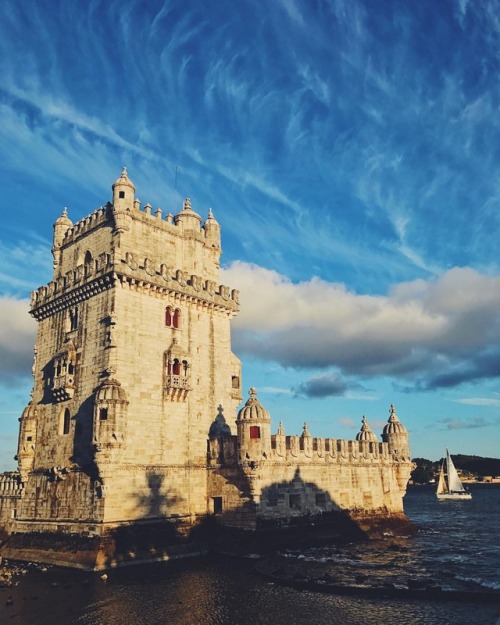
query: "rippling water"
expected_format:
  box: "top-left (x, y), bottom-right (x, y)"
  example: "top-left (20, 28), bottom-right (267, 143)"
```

top-left (2, 484), bottom-right (499, 625)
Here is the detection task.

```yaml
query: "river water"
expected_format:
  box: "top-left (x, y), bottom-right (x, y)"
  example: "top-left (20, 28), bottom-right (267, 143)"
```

top-left (2, 484), bottom-right (499, 625)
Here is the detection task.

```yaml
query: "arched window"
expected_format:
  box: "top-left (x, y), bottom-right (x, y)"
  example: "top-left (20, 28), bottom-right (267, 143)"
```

top-left (84, 251), bottom-right (94, 278)
top-left (172, 359), bottom-right (181, 375)
top-left (165, 307), bottom-right (181, 329)
top-left (173, 308), bottom-right (180, 329)
top-left (60, 408), bottom-right (71, 435)
top-left (119, 191), bottom-right (125, 198)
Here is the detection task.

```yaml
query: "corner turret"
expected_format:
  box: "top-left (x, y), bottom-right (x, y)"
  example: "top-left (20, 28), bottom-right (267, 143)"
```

top-left (16, 403), bottom-right (38, 482)
top-left (52, 207), bottom-right (72, 273)
top-left (203, 208), bottom-right (221, 249)
top-left (112, 167), bottom-right (135, 232)
top-left (236, 388), bottom-right (271, 463)
top-left (174, 198), bottom-right (202, 232)
top-left (381, 404), bottom-right (410, 460)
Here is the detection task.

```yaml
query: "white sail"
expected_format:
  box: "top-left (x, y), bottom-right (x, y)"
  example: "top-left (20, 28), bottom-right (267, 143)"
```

top-left (446, 450), bottom-right (466, 493)
top-left (436, 462), bottom-right (447, 495)
top-left (436, 448), bottom-right (472, 500)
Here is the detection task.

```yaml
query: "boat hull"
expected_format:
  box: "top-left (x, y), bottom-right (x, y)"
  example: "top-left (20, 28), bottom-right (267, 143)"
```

top-left (437, 492), bottom-right (472, 500)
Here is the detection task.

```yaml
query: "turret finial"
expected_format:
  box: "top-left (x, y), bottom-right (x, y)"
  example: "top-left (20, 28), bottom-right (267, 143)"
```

top-left (121, 166), bottom-right (128, 177)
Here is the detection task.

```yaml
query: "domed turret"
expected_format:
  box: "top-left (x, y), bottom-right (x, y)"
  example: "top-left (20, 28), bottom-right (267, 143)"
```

top-left (111, 167), bottom-right (135, 232)
top-left (17, 403), bottom-right (38, 482)
top-left (112, 167), bottom-right (135, 206)
top-left (382, 404), bottom-right (410, 459)
top-left (93, 378), bottom-right (129, 452)
top-left (52, 207), bottom-right (73, 272)
top-left (208, 405), bottom-right (232, 438)
top-left (236, 388), bottom-right (271, 462)
top-left (174, 198), bottom-right (202, 232)
top-left (356, 415), bottom-right (378, 443)
top-left (95, 377), bottom-right (128, 403)
top-left (203, 208), bottom-right (221, 248)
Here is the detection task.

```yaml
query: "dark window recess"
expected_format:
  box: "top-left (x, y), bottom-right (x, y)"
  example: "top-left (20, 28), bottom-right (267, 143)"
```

top-left (70, 307), bottom-right (78, 331)
top-left (212, 497), bottom-right (223, 514)
top-left (165, 307), bottom-right (180, 328)
top-left (173, 309), bottom-right (180, 329)
top-left (249, 426), bottom-right (261, 439)
top-left (315, 493), bottom-right (327, 508)
top-left (26, 436), bottom-right (33, 442)
top-left (119, 191), bottom-right (125, 198)
top-left (63, 409), bottom-right (71, 435)
top-left (99, 408), bottom-right (108, 421)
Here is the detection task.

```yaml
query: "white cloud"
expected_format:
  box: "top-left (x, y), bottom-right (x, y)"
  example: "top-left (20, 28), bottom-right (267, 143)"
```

top-left (454, 397), bottom-right (500, 407)
top-left (0, 297), bottom-right (36, 386)
top-left (222, 262), bottom-right (500, 389)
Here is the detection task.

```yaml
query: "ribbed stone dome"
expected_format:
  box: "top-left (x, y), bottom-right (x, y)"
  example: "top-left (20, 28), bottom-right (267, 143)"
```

top-left (237, 388), bottom-right (271, 422)
top-left (95, 378), bottom-right (128, 403)
top-left (356, 415), bottom-right (378, 442)
top-left (382, 404), bottom-right (407, 435)
top-left (20, 403), bottom-right (37, 421)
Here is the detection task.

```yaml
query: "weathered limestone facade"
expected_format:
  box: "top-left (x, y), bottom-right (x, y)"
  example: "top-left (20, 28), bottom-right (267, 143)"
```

top-left (0, 170), bottom-right (413, 569)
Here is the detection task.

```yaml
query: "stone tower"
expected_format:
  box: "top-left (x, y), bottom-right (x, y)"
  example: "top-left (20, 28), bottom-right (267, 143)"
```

top-left (1, 170), bottom-right (414, 568)
top-left (13, 169), bottom-right (242, 558)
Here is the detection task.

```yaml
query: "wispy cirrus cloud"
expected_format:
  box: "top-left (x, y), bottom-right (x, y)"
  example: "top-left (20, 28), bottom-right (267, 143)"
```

top-left (439, 416), bottom-right (498, 431)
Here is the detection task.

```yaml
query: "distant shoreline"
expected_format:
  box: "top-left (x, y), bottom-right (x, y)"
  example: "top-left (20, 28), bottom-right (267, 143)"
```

top-left (409, 480), bottom-right (500, 486)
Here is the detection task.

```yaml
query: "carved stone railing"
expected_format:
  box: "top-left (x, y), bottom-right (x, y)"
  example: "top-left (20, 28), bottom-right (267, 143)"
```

top-left (52, 374), bottom-right (75, 402)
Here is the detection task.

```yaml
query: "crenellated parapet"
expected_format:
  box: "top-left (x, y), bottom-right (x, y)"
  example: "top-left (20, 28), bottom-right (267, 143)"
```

top-left (270, 435), bottom-right (394, 464)
top-left (0, 472), bottom-right (23, 496)
top-left (59, 205), bottom-right (111, 247)
top-left (30, 254), bottom-right (239, 319)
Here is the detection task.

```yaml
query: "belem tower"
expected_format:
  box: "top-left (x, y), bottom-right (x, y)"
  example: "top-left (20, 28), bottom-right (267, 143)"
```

top-left (0, 170), bottom-right (414, 569)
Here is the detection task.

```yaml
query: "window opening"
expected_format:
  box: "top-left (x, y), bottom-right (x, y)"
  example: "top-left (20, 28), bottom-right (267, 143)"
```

top-left (212, 497), bottom-right (223, 514)
top-left (315, 493), bottom-right (327, 508)
top-left (173, 308), bottom-right (180, 329)
top-left (99, 407), bottom-right (108, 421)
top-left (62, 408), bottom-right (71, 435)
top-left (249, 426), bottom-right (261, 439)
top-left (119, 191), bottom-right (125, 198)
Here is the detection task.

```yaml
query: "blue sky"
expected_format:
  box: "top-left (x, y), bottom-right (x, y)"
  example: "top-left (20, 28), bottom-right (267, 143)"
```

top-left (0, 0), bottom-right (499, 469)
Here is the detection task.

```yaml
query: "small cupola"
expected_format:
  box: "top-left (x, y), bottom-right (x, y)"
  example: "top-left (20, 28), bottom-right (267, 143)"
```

top-left (237, 387), bottom-right (271, 423)
top-left (52, 207), bottom-right (73, 271)
top-left (356, 415), bottom-right (378, 442)
top-left (112, 167), bottom-right (135, 210)
top-left (209, 405), bottom-right (232, 438)
top-left (236, 388), bottom-right (272, 463)
top-left (382, 404), bottom-right (407, 436)
top-left (203, 208), bottom-right (221, 246)
top-left (382, 404), bottom-right (410, 458)
top-left (174, 197), bottom-right (202, 232)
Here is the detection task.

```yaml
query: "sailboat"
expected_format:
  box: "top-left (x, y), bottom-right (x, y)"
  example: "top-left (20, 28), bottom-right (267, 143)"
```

top-left (436, 449), bottom-right (472, 500)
